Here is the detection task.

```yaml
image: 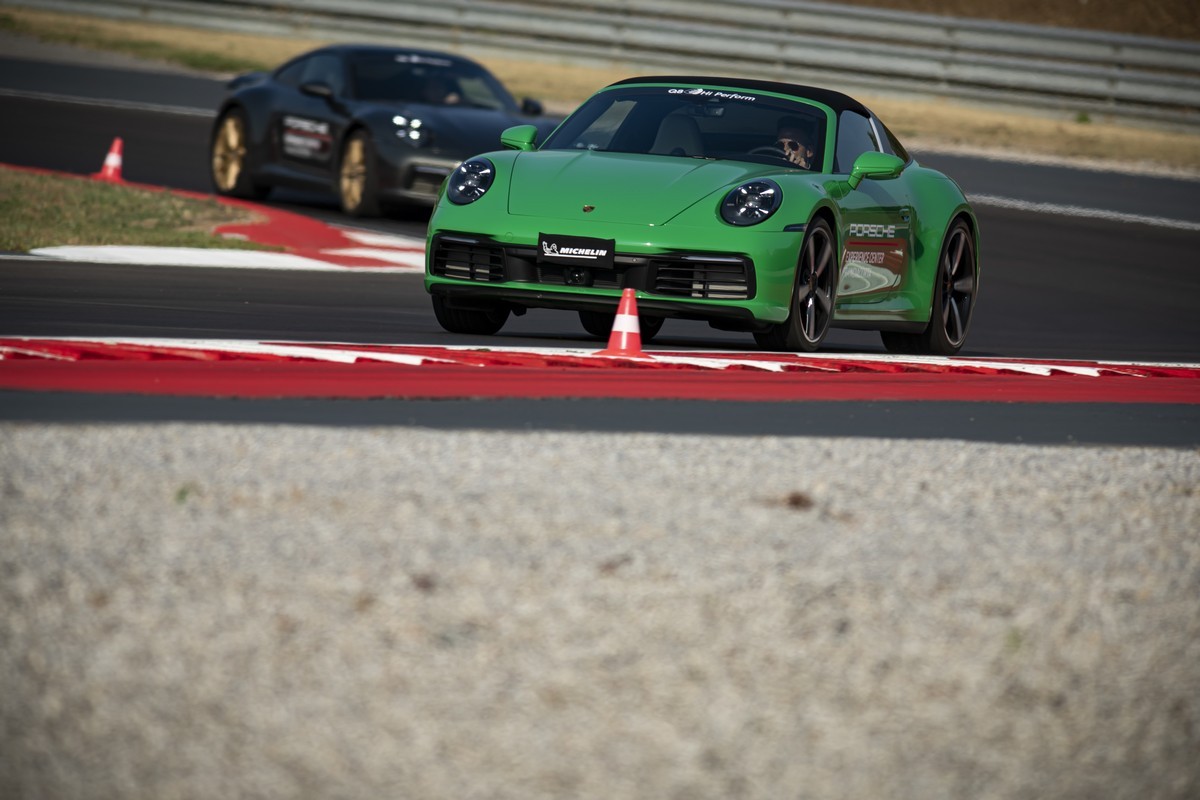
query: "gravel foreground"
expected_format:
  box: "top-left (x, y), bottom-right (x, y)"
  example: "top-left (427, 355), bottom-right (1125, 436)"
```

top-left (2, 424), bottom-right (1198, 800)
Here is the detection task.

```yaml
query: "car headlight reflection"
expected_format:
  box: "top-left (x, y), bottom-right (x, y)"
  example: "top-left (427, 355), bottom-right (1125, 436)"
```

top-left (720, 180), bottom-right (782, 226)
top-left (393, 115), bottom-right (428, 145)
top-left (446, 158), bottom-right (495, 205)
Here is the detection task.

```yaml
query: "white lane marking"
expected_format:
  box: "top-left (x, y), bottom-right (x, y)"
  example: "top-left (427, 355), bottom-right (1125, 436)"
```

top-left (969, 194), bottom-right (1200, 232)
top-left (28, 246), bottom-right (419, 273)
top-left (0, 87), bottom-right (214, 118)
top-left (319, 248), bottom-right (425, 269)
top-left (338, 230), bottom-right (427, 249)
top-left (915, 145), bottom-right (1200, 181)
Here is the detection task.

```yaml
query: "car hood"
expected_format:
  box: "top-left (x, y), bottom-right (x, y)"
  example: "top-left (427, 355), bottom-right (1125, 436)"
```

top-left (507, 151), bottom-right (772, 226)
top-left (358, 102), bottom-right (552, 157)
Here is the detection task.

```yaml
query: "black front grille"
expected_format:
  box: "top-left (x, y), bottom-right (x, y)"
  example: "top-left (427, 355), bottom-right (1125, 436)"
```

top-left (431, 239), bottom-right (505, 282)
top-left (432, 236), bottom-right (754, 299)
top-left (535, 263), bottom-right (622, 289)
top-left (652, 257), bottom-right (752, 299)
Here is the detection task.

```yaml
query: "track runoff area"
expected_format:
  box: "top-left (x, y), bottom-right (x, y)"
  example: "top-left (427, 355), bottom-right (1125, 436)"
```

top-left (4, 161), bottom-right (1199, 406)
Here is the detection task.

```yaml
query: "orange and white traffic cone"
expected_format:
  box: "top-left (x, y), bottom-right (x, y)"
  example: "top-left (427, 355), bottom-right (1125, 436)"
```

top-left (597, 287), bottom-right (652, 358)
top-left (92, 137), bottom-right (124, 182)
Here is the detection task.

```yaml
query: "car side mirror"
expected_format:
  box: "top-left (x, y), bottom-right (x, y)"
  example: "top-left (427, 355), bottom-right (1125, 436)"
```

top-left (847, 151), bottom-right (905, 189)
top-left (300, 81), bottom-right (334, 100)
top-left (500, 124), bottom-right (538, 151)
top-left (520, 97), bottom-right (543, 116)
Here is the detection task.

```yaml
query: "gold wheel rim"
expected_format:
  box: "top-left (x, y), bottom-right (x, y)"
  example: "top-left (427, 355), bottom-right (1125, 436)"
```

top-left (212, 116), bottom-right (245, 192)
top-left (340, 137), bottom-right (366, 210)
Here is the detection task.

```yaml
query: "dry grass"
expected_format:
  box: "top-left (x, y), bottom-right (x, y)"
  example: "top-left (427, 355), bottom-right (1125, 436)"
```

top-left (3, 5), bottom-right (1199, 173)
top-left (0, 167), bottom-right (265, 251)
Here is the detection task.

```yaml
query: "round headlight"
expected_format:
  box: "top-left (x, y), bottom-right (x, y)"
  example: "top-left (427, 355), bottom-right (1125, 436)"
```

top-left (720, 179), bottom-right (782, 226)
top-left (446, 158), bottom-right (495, 205)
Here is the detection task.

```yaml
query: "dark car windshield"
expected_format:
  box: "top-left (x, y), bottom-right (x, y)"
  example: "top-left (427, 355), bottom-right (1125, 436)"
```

top-left (540, 86), bottom-right (829, 170)
top-left (348, 52), bottom-right (518, 111)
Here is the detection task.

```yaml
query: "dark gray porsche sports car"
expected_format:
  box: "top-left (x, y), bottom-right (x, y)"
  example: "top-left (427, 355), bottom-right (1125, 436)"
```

top-left (209, 45), bottom-right (557, 216)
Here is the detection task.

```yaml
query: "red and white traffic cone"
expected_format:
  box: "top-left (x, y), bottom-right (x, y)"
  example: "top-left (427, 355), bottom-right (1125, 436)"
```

top-left (92, 137), bottom-right (124, 182)
top-left (597, 287), bottom-right (652, 358)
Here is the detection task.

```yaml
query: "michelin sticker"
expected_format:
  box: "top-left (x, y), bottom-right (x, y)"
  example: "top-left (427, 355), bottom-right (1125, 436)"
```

top-left (538, 233), bottom-right (616, 269)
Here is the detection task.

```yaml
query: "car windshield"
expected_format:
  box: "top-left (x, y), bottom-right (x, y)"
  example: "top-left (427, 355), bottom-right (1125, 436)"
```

top-left (540, 86), bottom-right (829, 170)
top-left (348, 52), bottom-right (517, 111)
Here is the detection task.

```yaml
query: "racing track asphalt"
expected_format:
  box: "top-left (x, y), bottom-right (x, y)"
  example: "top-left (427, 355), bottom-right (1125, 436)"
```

top-left (3, 56), bottom-right (1200, 440)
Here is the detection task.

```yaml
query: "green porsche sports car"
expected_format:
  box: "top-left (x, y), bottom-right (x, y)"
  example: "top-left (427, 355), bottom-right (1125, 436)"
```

top-left (424, 75), bottom-right (979, 354)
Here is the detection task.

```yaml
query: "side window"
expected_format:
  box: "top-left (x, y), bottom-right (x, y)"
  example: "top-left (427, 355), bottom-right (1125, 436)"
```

top-left (300, 54), bottom-right (345, 96)
top-left (876, 118), bottom-right (910, 162)
top-left (835, 111), bottom-right (879, 173)
top-left (275, 57), bottom-right (307, 88)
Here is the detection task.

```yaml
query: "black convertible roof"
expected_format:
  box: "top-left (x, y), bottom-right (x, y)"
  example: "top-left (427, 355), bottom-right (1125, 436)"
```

top-left (287, 44), bottom-right (485, 67)
top-left (607, 75), bottom-right (871, 116)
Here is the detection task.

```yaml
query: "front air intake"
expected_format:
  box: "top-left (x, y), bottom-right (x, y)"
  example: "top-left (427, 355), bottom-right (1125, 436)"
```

top-left (431, 237), bottom-right (505, 282)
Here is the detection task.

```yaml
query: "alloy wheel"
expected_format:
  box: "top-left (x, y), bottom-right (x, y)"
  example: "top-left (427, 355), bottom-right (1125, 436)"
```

top-left (340, 137), bottom-right (367, 211)
top-left (796, 224), bottom-right (835, 344)
top-left (212, 115), bottom-right (246, 193)
top-left (940, 224), bottom-right (975, 348)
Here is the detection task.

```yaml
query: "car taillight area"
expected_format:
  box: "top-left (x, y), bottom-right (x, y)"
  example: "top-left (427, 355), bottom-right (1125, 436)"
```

top-left (429, 235), bottom-right (755, 300)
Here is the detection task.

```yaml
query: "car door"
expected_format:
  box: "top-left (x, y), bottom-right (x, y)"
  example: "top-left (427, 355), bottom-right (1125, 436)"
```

top-left (269, 52), bottom-right (349, 181)
top-left (833, 110), bottom-right (913, 310)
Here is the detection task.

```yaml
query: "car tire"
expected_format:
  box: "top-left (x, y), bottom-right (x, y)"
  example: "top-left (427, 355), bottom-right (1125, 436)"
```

top-left (338, 130), bottom-right (381, 217)
top-left (578, 310), bottom-right (664, 342)
top-left (431, 295), bottom-right (509, 336)
top-left (754, 217), bottom-right (837, 352)
top-left (210, 108), bottom-right (269, 200)
top-left (881, 218), bottom-right (976, 356)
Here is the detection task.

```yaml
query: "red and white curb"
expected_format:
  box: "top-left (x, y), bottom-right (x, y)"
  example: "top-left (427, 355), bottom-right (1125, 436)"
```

top-left (2, 338), bottom-right (1198, 403)
top-left (6, 162), bottom-right (427, 272)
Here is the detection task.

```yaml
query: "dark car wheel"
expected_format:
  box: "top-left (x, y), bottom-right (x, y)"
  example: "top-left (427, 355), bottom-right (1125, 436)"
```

top-left (432, 295), bottom-right (509, 335)
top-left (339, 130), bottom-right (381, 217)
top-left (578, 310), bottom-right (664, 343)
top-left (881, 219), bottom-right (976, 356)
top-left (210, 109), bottom-right (269, 200)
top-left (754, 218), bottom-right (836, 352)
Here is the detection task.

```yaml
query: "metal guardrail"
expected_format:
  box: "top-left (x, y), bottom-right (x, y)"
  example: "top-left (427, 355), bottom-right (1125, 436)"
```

top-left (10, 0), bottom-right (1200, 125)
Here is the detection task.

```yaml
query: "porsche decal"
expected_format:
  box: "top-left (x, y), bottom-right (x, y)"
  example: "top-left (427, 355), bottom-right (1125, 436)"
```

top-left (282, 115), bottom-right (332, 162)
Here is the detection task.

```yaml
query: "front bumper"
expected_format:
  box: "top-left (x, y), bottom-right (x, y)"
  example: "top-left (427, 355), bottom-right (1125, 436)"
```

top-left (425, 229), bottom-right (801, 324)
top-left (374, 140), bottom-right (459, 206)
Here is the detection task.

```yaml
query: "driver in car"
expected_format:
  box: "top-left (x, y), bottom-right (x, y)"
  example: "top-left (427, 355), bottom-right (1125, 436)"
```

top-left (775, 117), bottom-right (816, 169)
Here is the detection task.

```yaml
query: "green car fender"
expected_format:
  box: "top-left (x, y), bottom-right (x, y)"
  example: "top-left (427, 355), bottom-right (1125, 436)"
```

top-left (902, 166), bottom-right (979, 324)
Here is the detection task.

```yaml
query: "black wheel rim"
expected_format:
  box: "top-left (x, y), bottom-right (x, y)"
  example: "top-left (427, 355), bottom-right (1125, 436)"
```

top-left (941, 226), bottom-right (975, 347)
top-left (797, 227), bottom-right (835, 343)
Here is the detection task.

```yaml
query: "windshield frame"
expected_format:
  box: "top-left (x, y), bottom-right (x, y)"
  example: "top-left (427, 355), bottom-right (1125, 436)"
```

top-left (346, 51), bottom-right (520, 112)
top-left (541, 84), bottom-right (834, 172)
